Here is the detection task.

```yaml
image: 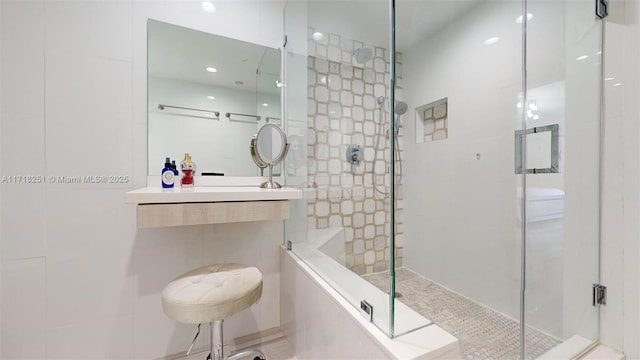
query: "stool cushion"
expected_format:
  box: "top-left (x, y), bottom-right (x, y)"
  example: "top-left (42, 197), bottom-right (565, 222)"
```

top-left (162, 263), bottom-right (263, 324)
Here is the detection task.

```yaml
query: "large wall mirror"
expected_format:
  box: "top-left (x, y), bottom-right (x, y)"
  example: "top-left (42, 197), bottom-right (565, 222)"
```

top-left (147, 19), bottom-right (281, 177)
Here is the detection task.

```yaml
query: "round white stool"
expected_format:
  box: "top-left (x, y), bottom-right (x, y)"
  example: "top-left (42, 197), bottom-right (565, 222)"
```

top-left (162, 263), bottom-right (266, 360)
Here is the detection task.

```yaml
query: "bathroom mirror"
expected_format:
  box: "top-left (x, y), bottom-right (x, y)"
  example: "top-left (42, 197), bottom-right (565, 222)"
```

top-left (147, 19), bottom-right (281, 177)
top-left (250, 124), bottom-right (289, 189)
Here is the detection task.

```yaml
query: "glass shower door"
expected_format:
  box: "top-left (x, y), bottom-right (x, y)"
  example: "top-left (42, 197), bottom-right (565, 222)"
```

top-left (523, 0), bottom-right (602, 357)
top-left (394, 0), bottom-right (526, 356)
top-left (283, 0), bottom-right (432, 338)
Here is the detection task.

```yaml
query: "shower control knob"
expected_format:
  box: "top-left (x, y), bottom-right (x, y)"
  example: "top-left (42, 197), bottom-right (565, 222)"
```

top-left (346, 144), bottom-right (363, 166)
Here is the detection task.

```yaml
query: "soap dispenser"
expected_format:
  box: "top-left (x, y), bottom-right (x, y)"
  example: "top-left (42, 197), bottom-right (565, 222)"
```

top-left (161, 157), bottom-right (175, 188)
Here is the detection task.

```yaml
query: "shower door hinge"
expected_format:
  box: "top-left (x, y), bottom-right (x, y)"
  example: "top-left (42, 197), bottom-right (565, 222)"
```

top-left (286, 240), bottom-right (292, 250)
top-left (593, 284), bottom-right (607, 306)
top-left (596, 0), bottom-right (609, 19)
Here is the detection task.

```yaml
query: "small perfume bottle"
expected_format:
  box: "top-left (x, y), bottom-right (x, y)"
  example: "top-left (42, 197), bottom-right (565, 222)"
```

top-left (180, 153), bottom-right (196, 188)
top-left (161, 157), bottom-right (175, 188)
top-left (171, 160), bottom-right (179, 177)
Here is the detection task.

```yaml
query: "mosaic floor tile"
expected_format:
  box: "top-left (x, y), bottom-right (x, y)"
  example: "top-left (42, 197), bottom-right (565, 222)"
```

top-left (363, 268), bottom-right (561, 359)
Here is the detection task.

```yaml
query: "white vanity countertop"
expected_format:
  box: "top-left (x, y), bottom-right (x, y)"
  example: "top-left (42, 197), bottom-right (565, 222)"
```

top-left (125, 186), bottom-right (303, 204)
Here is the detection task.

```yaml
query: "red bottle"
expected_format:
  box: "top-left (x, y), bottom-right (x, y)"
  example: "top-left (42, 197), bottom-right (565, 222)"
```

top-left (180, 153), bottom-right (196, 188)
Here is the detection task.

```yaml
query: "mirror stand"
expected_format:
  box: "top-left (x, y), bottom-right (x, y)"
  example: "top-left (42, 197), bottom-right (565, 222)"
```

top-left (251, 123), bottom-right (289, 189)
top-left (260, 164), bottom-right (282, 189)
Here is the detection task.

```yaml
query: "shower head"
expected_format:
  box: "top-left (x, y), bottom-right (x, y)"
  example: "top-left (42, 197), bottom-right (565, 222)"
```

top-left (353, 47), bottom-right (373, 64)
top-left (395, 101), bottom-right (408, 115)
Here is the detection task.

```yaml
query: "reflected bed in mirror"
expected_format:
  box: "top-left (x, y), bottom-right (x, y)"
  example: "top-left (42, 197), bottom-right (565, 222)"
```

top-left (147, 19), bottom-right (281, 178)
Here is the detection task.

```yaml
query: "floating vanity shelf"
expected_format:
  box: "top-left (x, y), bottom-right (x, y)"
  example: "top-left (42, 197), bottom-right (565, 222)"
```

top-left (125, 186), bottom-right (303, 228)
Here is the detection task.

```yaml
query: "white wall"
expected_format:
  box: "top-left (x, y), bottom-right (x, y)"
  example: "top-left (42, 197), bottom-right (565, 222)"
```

top-left (600, 0), bottom-right (640, 356)
top-left (0, 0), bottom-right (3, 356)
top-left (0, 0), bottom-right (285, 358)
top-left (622, 1), bottom-right (640, 356)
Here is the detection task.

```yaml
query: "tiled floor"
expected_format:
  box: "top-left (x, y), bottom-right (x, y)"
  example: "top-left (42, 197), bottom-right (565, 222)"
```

top-left (363, 267), bottom-right (561, 360)
top-left (175, 336), bottom-right (296, 360)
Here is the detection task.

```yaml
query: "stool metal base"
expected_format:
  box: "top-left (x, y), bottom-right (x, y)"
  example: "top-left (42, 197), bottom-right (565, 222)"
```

top-left (227, 349), bottom-right (267, 360)
top-left (206, 321), bottom-right (266, 360)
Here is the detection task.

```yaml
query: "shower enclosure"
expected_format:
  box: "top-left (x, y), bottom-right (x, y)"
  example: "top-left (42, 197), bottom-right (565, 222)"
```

top-left (283, 0), bottom-right (603, 358)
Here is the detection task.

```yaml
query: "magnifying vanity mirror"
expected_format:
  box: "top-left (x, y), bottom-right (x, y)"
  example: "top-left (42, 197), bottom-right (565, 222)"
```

top-left (250, 124), bottom-right (289, 189)
top-left (147, 19), bottom-right (281, 178)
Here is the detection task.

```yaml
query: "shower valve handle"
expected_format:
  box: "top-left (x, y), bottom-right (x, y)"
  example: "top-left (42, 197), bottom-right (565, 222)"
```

top-left (346, 144), bottom-right (363, 166)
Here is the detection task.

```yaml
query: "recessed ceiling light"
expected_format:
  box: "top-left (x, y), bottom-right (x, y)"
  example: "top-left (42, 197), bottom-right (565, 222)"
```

top-left (312, 32), bottom-right (324, 41)
top-left (516, 13), bottom-right (534, 23)
top-left (201, 1), bottom-right (216, 13)
top-left (576, 55), bottom-right (589, 61)
top-left (262, 103), bottom-right (269, 107)
top-left (207, 96), bottom-right (215, 100)
top-left (206, 67), bottom-right (217, 73)
top-left (605, 77), bottom-right (615, 81)
top-left (613, 83), bottom-right (622, 87)
top-left (275, 80), bottom-right (283, 88)
top-left (483, 37), bottom-right (499, 45)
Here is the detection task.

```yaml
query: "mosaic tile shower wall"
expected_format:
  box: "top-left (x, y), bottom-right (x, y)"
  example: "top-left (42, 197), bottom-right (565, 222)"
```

top-left (307, 29), bottom-right (404, 275)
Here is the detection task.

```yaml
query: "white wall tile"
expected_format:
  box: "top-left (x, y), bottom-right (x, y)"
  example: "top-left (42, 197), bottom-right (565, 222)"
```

top-left (46, 252), bottom-right (134, 329)
top-left (1, 185), bottom-right (46, 260)
top-left (1, 258), bottom-right (46, 359)
top-left (1, 0), bottom-right (47, 260)
top-left (45, 189), bottom-right (135, 262)
top-left (45, 0), bottom-right (132, 61)
top-left (617, 0), bottom-right (640, 356)
top-left (1, 0), bottom-right (3, 351)
top-left (1, 0), bottom-right (45, 113)
top-left (46, 315), bottom-right (134, 359)
top-left (44, 51), bottom-right (133, 179)
top-left (133, 226), bottom-right (205, 295)
top-left (623, 0), bottom-right (640, 355)
top-left (44, 188), bottom-right (136, 329)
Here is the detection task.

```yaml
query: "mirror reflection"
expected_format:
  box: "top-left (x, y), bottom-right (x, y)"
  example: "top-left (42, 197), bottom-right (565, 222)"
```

top-left (257, 124), bottom-right (286, 164)
top-left (147, 19), bottom-right (281, 176)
